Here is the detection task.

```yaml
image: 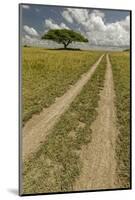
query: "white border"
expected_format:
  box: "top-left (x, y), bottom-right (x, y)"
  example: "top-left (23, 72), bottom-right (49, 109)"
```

top-left (0, 0), bottom-right (134, 199)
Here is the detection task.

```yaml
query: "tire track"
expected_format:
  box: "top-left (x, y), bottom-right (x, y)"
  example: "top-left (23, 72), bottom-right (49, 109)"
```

top-left (22, 55), bottom-right (104, 160)
top-left (73, 54), bottom-right (118, 190)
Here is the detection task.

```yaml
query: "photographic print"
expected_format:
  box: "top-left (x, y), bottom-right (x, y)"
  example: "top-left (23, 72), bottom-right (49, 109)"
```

top-left (19, 3), bottom-right (131, 195)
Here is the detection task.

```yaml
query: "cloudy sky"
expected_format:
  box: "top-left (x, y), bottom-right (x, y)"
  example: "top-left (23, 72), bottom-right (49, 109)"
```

top-left (21, 4), bottom-right (130, 49)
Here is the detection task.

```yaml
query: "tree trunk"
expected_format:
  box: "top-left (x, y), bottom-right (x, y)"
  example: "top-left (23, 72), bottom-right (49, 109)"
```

top-left (64, 43), bottom-right (67, 49)
top-left (63, 40), bottom-right (71, 49)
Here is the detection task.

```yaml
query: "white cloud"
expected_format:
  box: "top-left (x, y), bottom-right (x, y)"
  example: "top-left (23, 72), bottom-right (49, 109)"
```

top-left (24, 35), bottom-right (31, 40)
top-left (119, 15), bottom-right (130, 31)
top-left (23, 25), bottom-right (39, 37)
top-left (22, 5), bottom-right (30, 9)
top-left (62, 8), bottom-right (130, 46)
top-left (23, 35), bottom-right (35, 44)
top-left (104, 20), bottom-right (130, 46)
top-left (45, 19), bottom-right (60, 29)
top-left (22, 34), bottom-right (62, 48)
top-left (44, 19), bottom-right (69, 30)
top-left (92, 10), bottom-right (105, 18)
top-left (23, 35), bottom-right (42, 47)
top-left (62, 10), bottom-right (73, 23)
top-left (66, 8), bottom-right (89, 24)
top-left (60, 22), bottom-right (69, 29)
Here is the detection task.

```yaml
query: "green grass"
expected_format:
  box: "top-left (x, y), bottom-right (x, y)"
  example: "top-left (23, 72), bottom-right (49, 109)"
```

top-left (22, 47), bottom-right (102, 124)
top-left (22, 55), bottom-right (106, 194)
top-left (110, 52), bottom-right (130, 188)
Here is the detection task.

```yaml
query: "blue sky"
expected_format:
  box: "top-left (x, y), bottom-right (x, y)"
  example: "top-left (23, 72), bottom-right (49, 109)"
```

top-left (21, 4), bottom-right (130, 48)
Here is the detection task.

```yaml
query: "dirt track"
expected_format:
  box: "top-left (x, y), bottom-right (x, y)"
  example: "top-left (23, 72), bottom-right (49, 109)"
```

top-left (22, 55), bottom-right (104, 160)
top-left (73, 54), bottom-right (118, 190)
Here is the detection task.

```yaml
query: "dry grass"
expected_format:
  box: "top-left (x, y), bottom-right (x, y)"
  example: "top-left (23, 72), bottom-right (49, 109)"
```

top-left (22, 47), bottom-right (102, 124)
top-left (22, 54), bottom-right (106, 194)
top-left (110, 52), bottom-right (130, 188)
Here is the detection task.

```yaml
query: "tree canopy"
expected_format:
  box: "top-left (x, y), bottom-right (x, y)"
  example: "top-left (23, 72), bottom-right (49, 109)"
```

top-left (41, 29), bottom-right (88, 49)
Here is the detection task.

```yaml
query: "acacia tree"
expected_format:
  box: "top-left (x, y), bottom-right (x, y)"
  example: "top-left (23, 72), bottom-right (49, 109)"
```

top-left (41, 29), bottom-right (88, 49)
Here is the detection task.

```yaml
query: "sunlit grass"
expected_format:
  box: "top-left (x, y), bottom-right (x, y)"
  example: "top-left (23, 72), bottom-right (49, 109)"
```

top-left (22, 55), bottom-right (106, 194)
top-left (110, 52), bottom-right (130, 188)
top-left (22, 47), bottom-right (102, 124)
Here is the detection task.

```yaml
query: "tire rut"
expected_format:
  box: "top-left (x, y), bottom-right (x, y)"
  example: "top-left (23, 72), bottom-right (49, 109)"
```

top-left (22, 55), bottom-right (104, 160)
top-left (73, 54), bottom-right (119, 191)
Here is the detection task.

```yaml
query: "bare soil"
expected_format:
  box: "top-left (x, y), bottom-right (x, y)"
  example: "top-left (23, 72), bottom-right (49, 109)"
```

top-left (22, 55), bottom-right (104, 160)
top-left (73, 54), bottom-right (119, 191)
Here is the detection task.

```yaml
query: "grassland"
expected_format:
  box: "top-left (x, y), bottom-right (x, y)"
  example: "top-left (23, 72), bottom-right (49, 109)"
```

top-left (110, 52), bottom-right (130, 188)
top-left (22, 55), bottom-right (106, 194)
top-left (22, 47), bottom-right (102, 124)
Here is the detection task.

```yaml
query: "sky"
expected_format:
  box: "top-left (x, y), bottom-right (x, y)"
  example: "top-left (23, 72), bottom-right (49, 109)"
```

top-left (21, 4), bottom-right (130, 49)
